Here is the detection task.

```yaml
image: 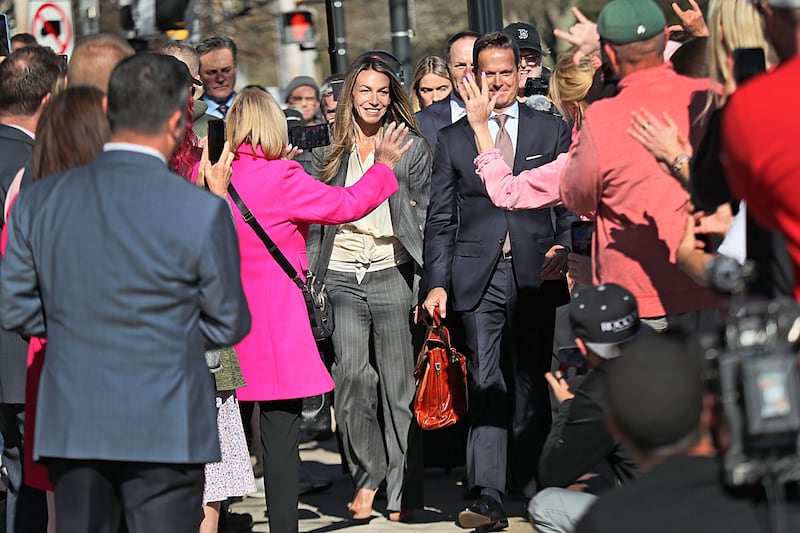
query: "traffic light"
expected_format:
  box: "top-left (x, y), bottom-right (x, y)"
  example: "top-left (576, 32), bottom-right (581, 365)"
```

top-left (157, 0), bottom-right (191, 32)
top-left (282, 10), bottom-right (315, 45)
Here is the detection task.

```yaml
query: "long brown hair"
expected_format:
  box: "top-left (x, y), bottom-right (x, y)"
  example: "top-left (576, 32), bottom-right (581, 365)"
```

top-left (31, 86), bottom-right (109, 180)
top-left (318, 56), bottom-right (421, 183)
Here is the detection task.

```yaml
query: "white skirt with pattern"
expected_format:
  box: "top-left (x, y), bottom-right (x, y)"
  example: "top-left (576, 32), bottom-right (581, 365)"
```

top-left (203, 391), bottom-right (257, 504)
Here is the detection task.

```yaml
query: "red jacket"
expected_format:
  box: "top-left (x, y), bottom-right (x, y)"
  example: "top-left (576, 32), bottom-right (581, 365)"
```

top-left (723, 56), bottom-right (800, 301)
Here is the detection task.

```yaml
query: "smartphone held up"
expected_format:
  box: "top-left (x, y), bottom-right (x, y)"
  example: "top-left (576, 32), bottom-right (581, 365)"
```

top-left (288, 123), bottom-right (331, 151)
top-left (0, 13), bottom-right (11, 57)
top-left (732, 48), bottom-right (766, 85)
top-left (207, 119), bottom-right (225, 164)
top-left (571, 221), bottom-right (594, 257)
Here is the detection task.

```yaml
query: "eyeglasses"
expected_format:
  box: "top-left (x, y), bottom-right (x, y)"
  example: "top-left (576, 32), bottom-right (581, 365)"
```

top-left (520, 53), bottom-right (541, 65)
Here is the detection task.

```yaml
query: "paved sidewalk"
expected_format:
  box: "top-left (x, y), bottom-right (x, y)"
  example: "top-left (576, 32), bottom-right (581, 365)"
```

top-left (229, 437), bottom-right (536, 532)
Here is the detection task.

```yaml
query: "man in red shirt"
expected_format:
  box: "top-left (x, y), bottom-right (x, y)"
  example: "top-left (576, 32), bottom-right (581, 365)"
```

top-left (722, 0), bottom-right (800, 300)
top-left (560, 0), bottom-right (717, 329)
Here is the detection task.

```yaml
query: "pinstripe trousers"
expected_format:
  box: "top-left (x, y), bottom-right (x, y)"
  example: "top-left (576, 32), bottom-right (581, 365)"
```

top-left (325, 261), bottom-right (423, 512)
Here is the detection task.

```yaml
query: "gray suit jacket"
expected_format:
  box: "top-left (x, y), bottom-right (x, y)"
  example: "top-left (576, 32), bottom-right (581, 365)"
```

top-left (308, 132), bottom-right (431, 291)
top-left (0, 124), bottom-right (33, 404)
top-left (0, 149), bottom-right (251, 463)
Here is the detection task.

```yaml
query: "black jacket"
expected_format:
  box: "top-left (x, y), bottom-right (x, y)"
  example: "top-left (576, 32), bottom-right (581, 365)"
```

top-left (539, 363), bottom-right (638, 488)
top-left (575, 456), bottom-right (768, 533)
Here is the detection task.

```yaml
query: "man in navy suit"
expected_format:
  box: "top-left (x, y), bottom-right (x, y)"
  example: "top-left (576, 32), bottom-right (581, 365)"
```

top-left (415, 30), bottom-right (480, 152)
top-left (0, 54), bottom-right (251, 533)
top-left (0, 45), bottom-right (61, 533)
top-left (422, 32), bottom-right (575, 530)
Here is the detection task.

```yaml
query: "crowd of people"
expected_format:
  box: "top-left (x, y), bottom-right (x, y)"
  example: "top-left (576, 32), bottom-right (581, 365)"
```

top-left (1, 0), bottom-right (800, 532)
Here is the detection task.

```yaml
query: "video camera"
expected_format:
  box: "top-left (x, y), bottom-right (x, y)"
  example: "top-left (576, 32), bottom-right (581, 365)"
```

top-left (698, 256), bottom-right (800, 488)
top-left (523, 67), bottom-right (560, 118)
top-left (523, 66), bottom-right (551, 98)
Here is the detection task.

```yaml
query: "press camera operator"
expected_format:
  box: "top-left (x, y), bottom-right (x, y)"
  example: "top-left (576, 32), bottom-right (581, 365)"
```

top-left (576, 258), bottom-right (800, 533)
top-left (574, 333), bottom-right (767, 532)
top-left (501, 22), bottom-right (546, 102)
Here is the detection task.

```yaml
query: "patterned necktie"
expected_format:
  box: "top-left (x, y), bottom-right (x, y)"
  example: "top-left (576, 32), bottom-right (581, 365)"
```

top-left (217, 104), bottom-right (229, 118)
top-left (494, 114), bottom-right (514, 169)
top-left (493, 114), bottom-right (513, 255)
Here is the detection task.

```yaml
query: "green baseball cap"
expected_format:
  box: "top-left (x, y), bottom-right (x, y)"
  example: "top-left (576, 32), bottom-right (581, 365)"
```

top-left (597, 0), bottom-right (667, 44)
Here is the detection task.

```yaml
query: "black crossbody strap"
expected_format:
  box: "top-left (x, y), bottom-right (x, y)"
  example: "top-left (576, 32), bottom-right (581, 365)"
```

top-left (228, 184), bottom-right (305, 290)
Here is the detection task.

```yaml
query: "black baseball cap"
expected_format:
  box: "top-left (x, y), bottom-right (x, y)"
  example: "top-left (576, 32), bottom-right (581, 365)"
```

top-left (168, 54), bottom-right (203, 87)
top-left (502, 22), bottom-right (543, 54)
top-left (570, 283), bottom-right (641, 359)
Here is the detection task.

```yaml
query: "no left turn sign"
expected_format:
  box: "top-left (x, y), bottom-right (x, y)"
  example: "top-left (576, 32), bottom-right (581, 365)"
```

top-left (29, 2), bottom-right (74, 55)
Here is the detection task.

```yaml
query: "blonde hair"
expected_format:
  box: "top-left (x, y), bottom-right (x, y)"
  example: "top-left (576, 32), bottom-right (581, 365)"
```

top-left (547, 49), bottom-right (599, 129)
top-left (226, 87), bottom-right (287, 160)
top-left (706, 0), bottom-right (778, 110)
top-left (411, 55), bottom-right (451, 112)
top-left (319, 56), bottom-right (421, 183)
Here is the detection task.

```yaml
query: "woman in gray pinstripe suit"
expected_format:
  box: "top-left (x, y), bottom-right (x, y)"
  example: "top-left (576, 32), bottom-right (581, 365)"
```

top-left (310, 51), bottom-right (431, 523)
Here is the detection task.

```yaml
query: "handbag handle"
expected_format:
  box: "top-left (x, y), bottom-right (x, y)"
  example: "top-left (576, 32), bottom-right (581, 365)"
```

top-left (423, 308), bottom-right (455, 352)
top-left (425, 307), bottom-right (443, 328)
top-left (227, 184), bottom-right (305, 291)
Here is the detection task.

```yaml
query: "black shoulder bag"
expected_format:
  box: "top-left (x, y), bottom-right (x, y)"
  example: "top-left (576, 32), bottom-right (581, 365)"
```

top-left (228, 185), bottom-right (334, 341)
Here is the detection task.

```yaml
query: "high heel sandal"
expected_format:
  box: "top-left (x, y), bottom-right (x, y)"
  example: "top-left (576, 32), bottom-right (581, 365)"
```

top-left (348, 487), bottom-right (378, 520)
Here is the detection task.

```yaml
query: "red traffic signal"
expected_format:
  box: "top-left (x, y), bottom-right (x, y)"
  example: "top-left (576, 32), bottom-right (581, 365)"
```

top-left (282, 10), bottom-right (314, 45)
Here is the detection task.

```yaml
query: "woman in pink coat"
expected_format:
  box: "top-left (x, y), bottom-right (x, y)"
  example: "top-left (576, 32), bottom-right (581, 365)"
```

top-left (218, 87), bottom-right (412, 533)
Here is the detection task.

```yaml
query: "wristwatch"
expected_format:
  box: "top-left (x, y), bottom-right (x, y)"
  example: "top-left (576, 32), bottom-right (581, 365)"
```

top-left (670, 153), bottom-right (690, 175)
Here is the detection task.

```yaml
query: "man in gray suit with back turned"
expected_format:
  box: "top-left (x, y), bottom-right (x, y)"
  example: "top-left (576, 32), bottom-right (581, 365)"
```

top-left (0, 53), bottom-right (251, 533)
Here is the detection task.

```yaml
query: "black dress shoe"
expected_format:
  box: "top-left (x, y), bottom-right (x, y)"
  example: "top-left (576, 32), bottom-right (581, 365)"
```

top-left (457, 495), bottom-right (509, 530)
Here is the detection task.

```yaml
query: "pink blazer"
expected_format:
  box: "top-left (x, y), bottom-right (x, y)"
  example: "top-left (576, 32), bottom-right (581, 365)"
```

top-left (224, 145), bottom-right (398, 401)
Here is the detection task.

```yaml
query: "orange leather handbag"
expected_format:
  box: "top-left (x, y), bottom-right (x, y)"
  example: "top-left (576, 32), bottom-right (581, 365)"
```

top-left (413, 310), bottom-right (468, 430)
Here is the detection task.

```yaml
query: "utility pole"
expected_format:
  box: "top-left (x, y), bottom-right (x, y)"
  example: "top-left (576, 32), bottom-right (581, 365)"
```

top-left (467, 0), bottom-right (503, 34)
top-left (278, 0), bottom-right (317, 90)
top-left (325, 0), bottom-right (347, 75)
top-left (388, 0), bottom-right (411, 92)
